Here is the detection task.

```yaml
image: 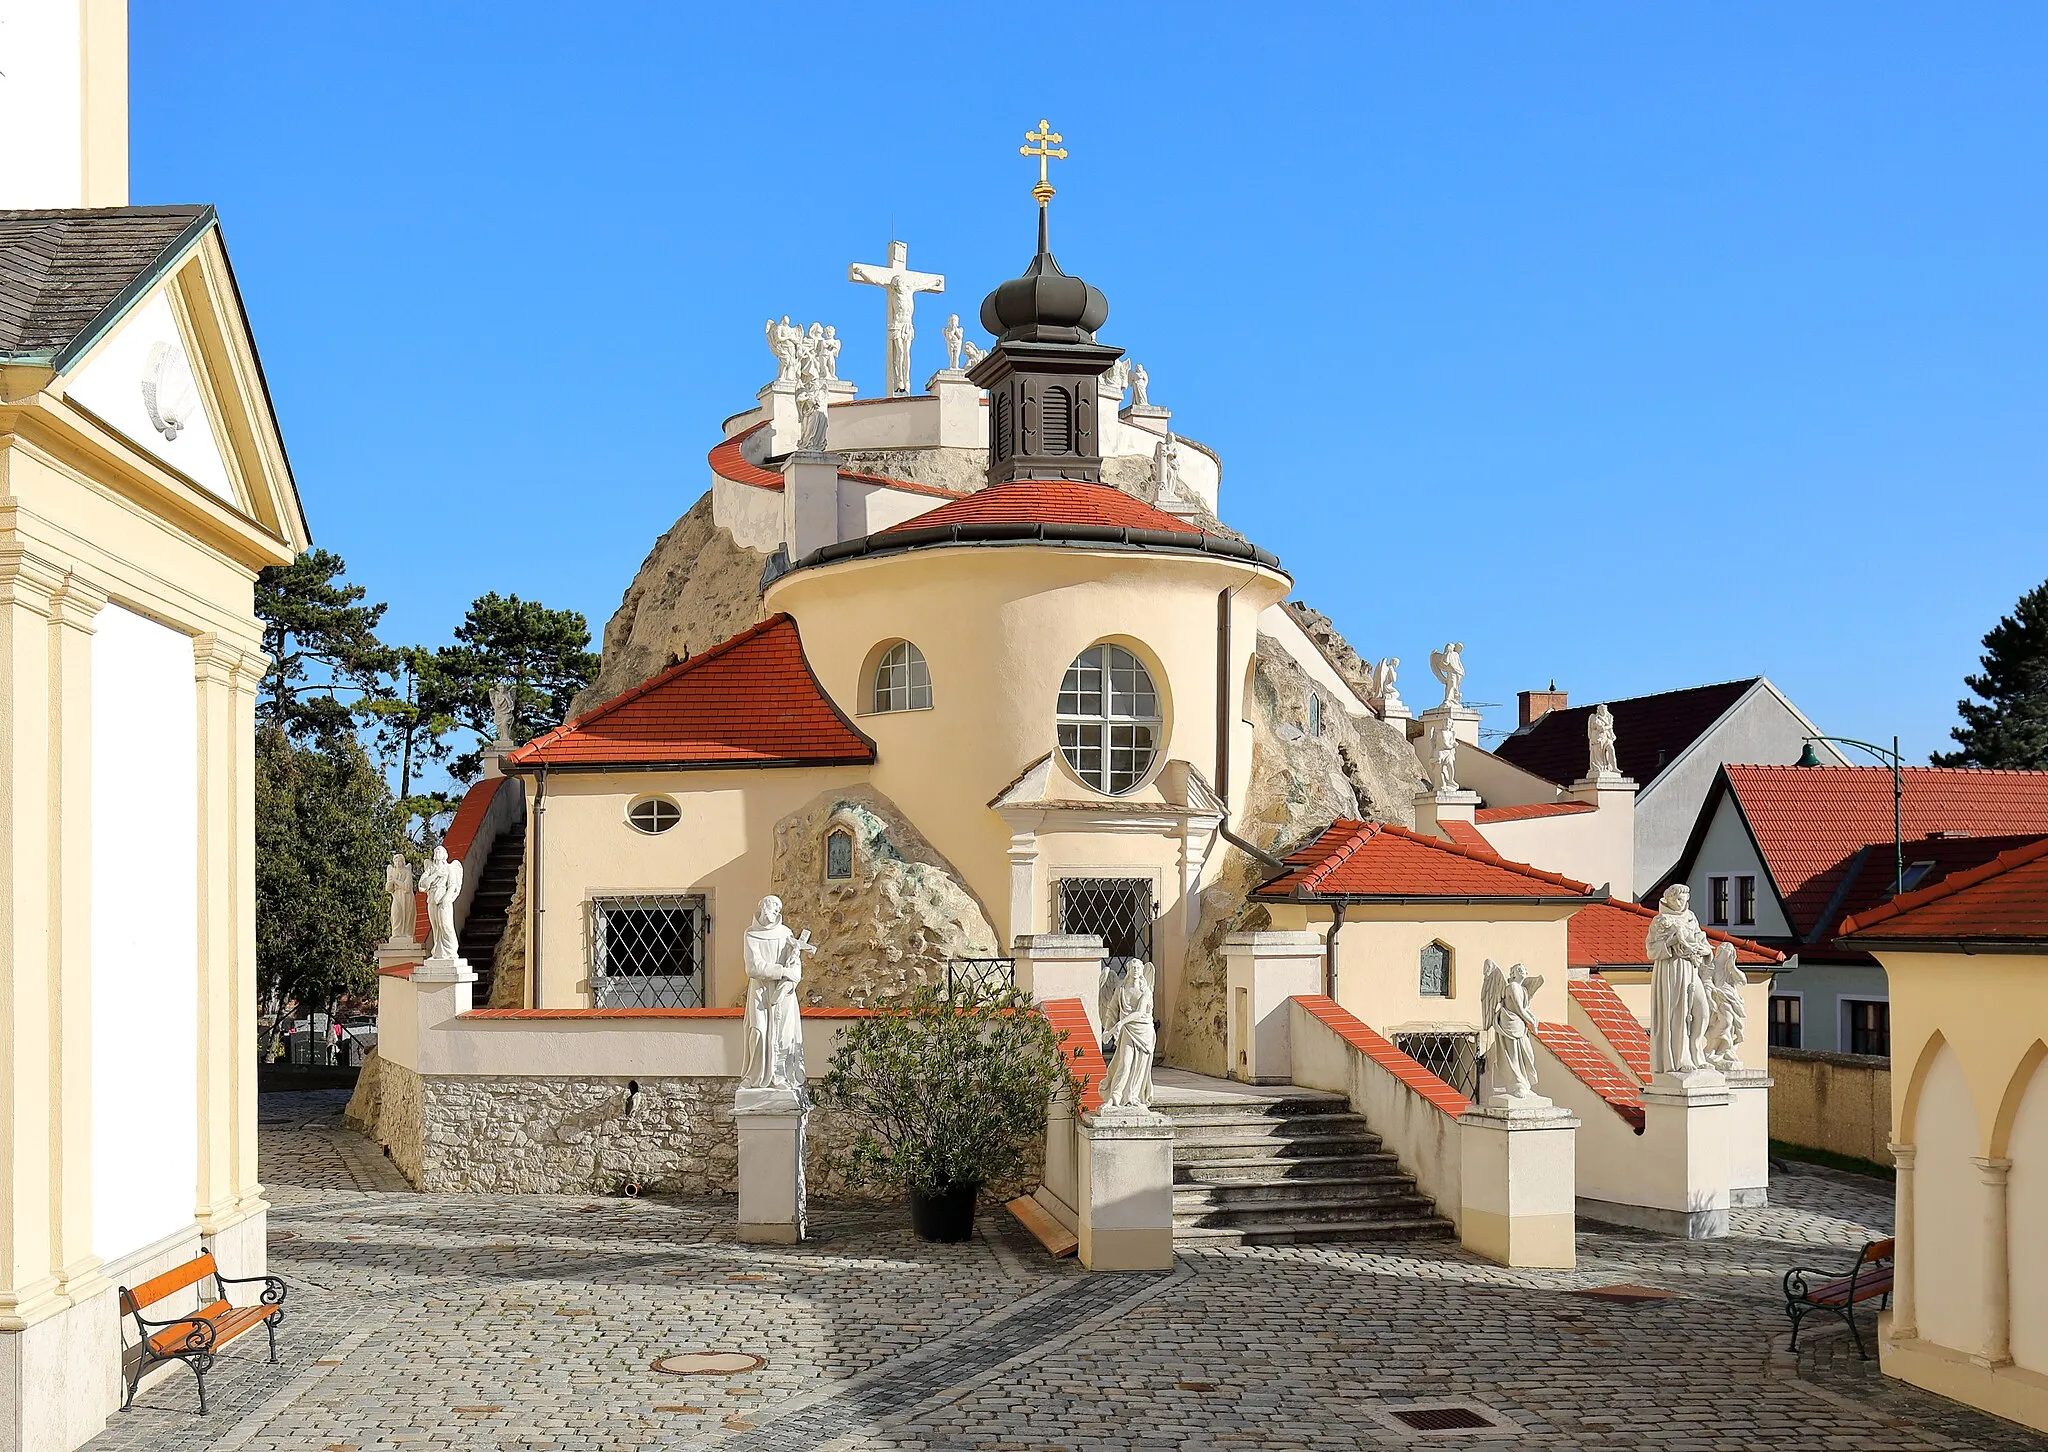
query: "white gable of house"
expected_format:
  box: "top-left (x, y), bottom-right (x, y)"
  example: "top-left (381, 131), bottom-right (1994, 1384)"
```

top-left (64, 285), bottom-right (243, 508)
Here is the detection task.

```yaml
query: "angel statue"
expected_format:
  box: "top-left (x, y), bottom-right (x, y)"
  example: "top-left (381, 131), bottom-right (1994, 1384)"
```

top-left (1704, 941), bottom-right (1748, 1072)
top-left (383, 851), bottom-right (415, 943)
top-left (961, 338), bottom-right (986, 367)
top-left (1365, 657), bottom-right (1403, 715)
top-left (1099, 957), bottom-right (1157, 1113)
top-left (1430, 721), bottom-right (1459, 794)
top-left (1429, 642), bottom-right (1465, 709)
top-left (489, 681), bottom-right (516, 746)
top-left (1588, 702), bottom-right (1619, 779)
top-left (1481, 959), bottom-right (1544, 1105)
top-left (765, 315), bottom-right (801, 385)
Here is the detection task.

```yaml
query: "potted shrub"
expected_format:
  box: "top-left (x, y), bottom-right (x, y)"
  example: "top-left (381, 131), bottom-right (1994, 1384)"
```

top-left (821, 982), bottom-right (1081, 1242)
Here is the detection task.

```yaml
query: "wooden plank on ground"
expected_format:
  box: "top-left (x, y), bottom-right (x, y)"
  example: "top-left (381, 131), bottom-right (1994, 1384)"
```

top-left (1005, 1195), bottom-right (1078, 1257)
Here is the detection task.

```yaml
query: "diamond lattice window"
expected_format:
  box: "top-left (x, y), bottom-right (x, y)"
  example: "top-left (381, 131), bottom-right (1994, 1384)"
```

top-left (871, 641), bottom-right (932, 712)
top-left (1056, 877), bottom-right (1155, 963)
top-left (1056, 644), bottom-right (1160, 795)
top-left (591, 895), bottom-right (707, 1008)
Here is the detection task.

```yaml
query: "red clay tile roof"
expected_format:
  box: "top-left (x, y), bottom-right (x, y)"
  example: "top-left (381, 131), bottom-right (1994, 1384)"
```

top-left (707, 423), bottom-right (782, 490)
top-left (1724, 765), bottom-right (2048, 945)
top-left (1473, 801), bottom-right (1596, 824)
top-left (1536, 1021), bottom-right (1646, 1130)
top-left (1495, 679), bottom-right (1760, 788)
top-left (444, 776), bottom-right (510, 864)
top-left (1292, 995), bottom-right (1473, 1117)
top-left (837, 467), bottom-right (961, 500)
top-left (1255, 820), bottom-right (1599, 901)
top-left (1568, 976), bottom-right (1652, 1082)
top-left (1568, 898), bottom-right (1782, 970)
top-left (1839, 834), bottom-right (2048, 944)
top-left (1438, 820), bottom-right (1494, 853)
top-left (505, 615), bottom-right (875, 771)
top-left (882, 479), bottom-right (1202, 536)
top-left (1040, 998), bottom-right (1107, 1113)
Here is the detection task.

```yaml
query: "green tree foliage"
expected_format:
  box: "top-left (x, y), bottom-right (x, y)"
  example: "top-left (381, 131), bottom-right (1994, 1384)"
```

top-left (254, 725), bottom-right (403, 1043)
top-left (821, 984), bottom-right (1082, 1195)
top-left (360, 646), bottom-right (458, 840)
top-left (1936, 576), bottom-right (2048, 768)
top-left (426, 592), bottom-right (600, 780)
top-left (254, 548), bottom-right (395, 740)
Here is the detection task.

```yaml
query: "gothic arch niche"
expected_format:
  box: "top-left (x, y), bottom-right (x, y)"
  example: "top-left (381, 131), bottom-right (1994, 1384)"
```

top-left (1419, 941), bottom-right (1452, 998)
top-left (2000, 1041), bottom-right (2048, 1373)
top-left (1910, 1039), bottom-right (1983, 1354)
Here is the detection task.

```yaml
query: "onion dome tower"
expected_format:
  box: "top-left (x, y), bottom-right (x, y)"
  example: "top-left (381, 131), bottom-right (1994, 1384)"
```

top-left (967, 120), bottom-right (1124, 486)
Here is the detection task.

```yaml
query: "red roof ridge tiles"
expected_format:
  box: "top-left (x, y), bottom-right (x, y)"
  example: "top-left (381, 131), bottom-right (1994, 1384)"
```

top-left (835, 467), bottom-right (963, 500)
top-left (505, 614), bottom-right (874, 771)
top-left (1473, 801), bottom-right (1597, 824)
top-left (1255, 818), bottom-right (1600, 901)
top-left (1535, 1021), bottom-right (1646, 1130)
top-left (1839, 832), bottom-right (2048, 940)
top-left (1566, 976), bottom-right (1652, 1083)
top-left (707, 422), bottom-right (782, 491)
top-left (442, 776), bottom-right (510, 865)
top-left (881, 479), bottom-right (1206, 538)
top-left (1291, 994), bottom-right (1473, 1117)
top-left (1567, 897), bottom-right (1782, 969)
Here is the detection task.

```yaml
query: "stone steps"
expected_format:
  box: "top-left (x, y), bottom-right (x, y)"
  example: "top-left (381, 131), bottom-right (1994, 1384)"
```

top-left (458, 826), bottom-right (526, 1001)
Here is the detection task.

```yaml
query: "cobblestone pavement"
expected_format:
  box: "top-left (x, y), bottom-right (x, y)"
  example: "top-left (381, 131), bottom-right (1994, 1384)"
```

top-left (81, 1091), bottom-right (2048, 1452)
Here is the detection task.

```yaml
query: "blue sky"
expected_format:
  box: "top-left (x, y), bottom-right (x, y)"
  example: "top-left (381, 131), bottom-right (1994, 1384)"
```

top-left (134, 3), bottom-right (2046, 762)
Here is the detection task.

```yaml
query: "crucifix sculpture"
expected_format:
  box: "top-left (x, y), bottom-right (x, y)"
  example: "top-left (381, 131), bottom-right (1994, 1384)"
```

top-left (848, 240), bottom-right (944, 397)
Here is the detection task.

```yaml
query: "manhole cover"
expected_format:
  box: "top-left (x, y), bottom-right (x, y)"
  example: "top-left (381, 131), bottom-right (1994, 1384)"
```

top-left (1393, 1405), bottom-right (1495, 1431)
top-left (1569, 1282), bottom-right (1680, 1305)
top-left (652, 1352), bottom-right (764, 1376)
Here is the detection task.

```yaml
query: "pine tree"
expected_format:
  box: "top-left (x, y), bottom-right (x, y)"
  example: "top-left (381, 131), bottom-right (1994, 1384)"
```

top-left (254, 549), bottom-right (396, 740)
top-left (360, 646), bottom-right (457, 840)
top-left (426, 592), bottom-right (600, 780)
top-left (1935, 577), bottom-right (2048, 768)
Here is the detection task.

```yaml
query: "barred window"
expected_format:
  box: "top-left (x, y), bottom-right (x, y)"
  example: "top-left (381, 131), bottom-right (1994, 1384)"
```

top-left (591, 894), bottom-right (706, 1008)
top-left (871, 641), bottom-right (933, 713)
top-left (1057, 644), bottom-right (1160, 795)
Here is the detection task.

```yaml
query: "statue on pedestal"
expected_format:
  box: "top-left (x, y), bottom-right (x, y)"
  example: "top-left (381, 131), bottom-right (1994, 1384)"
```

top-left (1588, 703), bottom-right (1619, 779)
top-left (1099, 957), bottom-right (1157, 1112)
top-left (1704, 942), bottom-right (1747, 1072)
top-left (420, 846), bottom-right (463, 962)
top-left (1130, 363), bottom-right (1150, 409)
top-left (1429, 642), bottom-right (1465, 709)
top-left (490, 682), bottom-right (515, 746)
top-left (741, 895), bottom-right (815, 1095)
top-left (384, 851), bottom-right (415, 943)
top-left (1646, 885), bottom-right (1713, 1074)
top-left (943, 314), bottom-right (964, 371)
top-left (819, 324), bottom-right (842, 382)
top-left (765, 315), bottom-right (800, 385)
top-left (1152, 433), bottom-right (1185, 502)
top-left (1482, 959), bottom-right (1544, 1103)
top-left (1430, 721), bottom-right (1459, 794)
top-left (1367, 657), bottom-right (1403, 716)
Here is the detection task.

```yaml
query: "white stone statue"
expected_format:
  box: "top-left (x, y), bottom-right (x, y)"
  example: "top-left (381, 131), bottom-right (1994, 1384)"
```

top-left (819, 324), bottom-right (842, 382)
top-left (384, 851), bottom-right (415, 942)
top-left (419, 846), bottom-right (463, 962)
top-left (765, 315), bottom-right (800, 385)
top-left (740, 895), bottom-right (815, 1094)
top-left (848, 241), bottom-right (944, 396)
top-left (1646, 885), bottom-right (1713, 1075)
top-left (1429, 642), bottom-right (1465, 709)
top-left (1704, 942), bottom-right (1747, 1072)
top-left (1104, 357), bottom-right (1129, 398)
top-left (1588, 703), bottom-right (1619, 779)
top-left (1367, 657), bottom-right (1402, 714)
top-left (1130, 362), bottom-right (1150, 408)
top-left (795, 375), bottom-right (830, 452)
top-left (961, 339), bottom-right (985, 367)
top-left (1481, 959), bottom-right (1544, 1103)
top-left (1152, 433), bottom-right (1185, 501)
top-left (490, 681), bottom-right (515, 745)
top-left (943, 313), bottom-right (964, 371)
top-left (1099, 957), bottom-right (1157, 1112)
top-left (1430, 721), bottom-right (1459, 793)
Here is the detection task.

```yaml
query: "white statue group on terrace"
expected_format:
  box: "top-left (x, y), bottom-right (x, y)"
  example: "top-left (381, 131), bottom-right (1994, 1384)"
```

top-left (1647, 885), bottom-right (1748, 1076)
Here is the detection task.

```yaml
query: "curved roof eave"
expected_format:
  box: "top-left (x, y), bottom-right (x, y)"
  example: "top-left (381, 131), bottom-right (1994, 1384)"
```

top-left (781, 519), bottom-right (1288, 578)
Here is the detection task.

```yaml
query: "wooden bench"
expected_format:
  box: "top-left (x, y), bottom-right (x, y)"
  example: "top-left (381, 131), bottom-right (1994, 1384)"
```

top-left (118, 1252), bottom-right (287, 1414)
top-left (1783, 1237), bottom-right (1893, 1359)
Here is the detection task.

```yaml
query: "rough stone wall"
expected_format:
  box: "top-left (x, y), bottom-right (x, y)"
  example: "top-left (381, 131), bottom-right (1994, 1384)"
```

top-left (342, 1047), bottom-right (383, 1135)
top-left (1167, 635), bottom-right (1424, 1075)
top-left (374, 1058), bottom-right (425, 1189)
top-left (572, 493), bottom-right (773, 715)
top-left (489, 866), bottom-right (528, 1008)
top-left (770, 786), bottom-right (999, 1007)
top-left (837, 447), bottom-right (985, 490)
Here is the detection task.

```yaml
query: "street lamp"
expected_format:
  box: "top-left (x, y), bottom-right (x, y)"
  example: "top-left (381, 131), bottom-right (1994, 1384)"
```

top-left (1799, 734), bottom-right (1905, 898)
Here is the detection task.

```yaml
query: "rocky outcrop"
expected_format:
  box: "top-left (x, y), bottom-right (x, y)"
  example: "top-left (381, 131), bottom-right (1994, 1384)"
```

top-left (488, 866), bottom-right (528, 1009)
top-left (571, 493), bottom-right (773, 715)
top-left (770, 786), bottom-right (1000, 1006)
top-left (1167, 634), bottom-right (1424, 1075)
top-left (1285, 600), bottom-right (1383, 703)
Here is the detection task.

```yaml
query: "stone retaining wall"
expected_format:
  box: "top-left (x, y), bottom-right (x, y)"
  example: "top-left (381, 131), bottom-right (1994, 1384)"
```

top-left (1768, 1047), bottom-right (1891, 1165)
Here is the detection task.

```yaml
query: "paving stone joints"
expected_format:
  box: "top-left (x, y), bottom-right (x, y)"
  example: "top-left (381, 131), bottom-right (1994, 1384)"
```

top-left (76, 1092), bottom-right (2048, 1452)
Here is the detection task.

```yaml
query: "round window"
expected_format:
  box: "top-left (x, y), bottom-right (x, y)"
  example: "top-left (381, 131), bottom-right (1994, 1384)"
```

top-left (627, 797), bottom-right (680, 834)
top-left (1056, 644), bottom-right (1161, 795)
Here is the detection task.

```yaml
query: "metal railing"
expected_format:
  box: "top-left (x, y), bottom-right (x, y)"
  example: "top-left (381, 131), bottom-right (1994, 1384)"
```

top-left (1392, 1030), bottom-right (1484, 1101)
top-left (943, 958), bottom-right (1016, 1001)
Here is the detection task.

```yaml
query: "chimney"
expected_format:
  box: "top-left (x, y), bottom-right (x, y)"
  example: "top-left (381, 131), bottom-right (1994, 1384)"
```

top-left (1518, 682), bottom-right (1568, 728)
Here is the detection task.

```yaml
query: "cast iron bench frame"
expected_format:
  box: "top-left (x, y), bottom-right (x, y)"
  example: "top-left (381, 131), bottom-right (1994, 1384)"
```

top-left (1783, 1236), bottom-right (1893, 1359)
top-left (118, 1251), bottom-right (288, 1414)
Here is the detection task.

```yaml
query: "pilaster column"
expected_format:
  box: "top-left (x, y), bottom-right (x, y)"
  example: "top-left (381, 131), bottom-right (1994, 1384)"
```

top-left (1006, 831), bottom-right (1039, 946)
top-left (47, 572), bottom-right (107, 1305)
top-left (192, 634), bottom-right (241, 1231)
top-left (1888, 1142), bottom-right (1916, 1340)
top-left (229, 648), bottom-right (266, 1218)
top-left (1972, 1156), bottom-right (2013, 1366)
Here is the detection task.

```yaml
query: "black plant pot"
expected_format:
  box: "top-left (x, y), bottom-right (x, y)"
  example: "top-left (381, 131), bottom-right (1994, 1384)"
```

top-left (908, 1183), bottom-right (980, 1242)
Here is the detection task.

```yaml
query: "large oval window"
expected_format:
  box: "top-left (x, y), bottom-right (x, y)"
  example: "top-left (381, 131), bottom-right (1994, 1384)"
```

top-left (1056, 644), bottom-right (1160, 795)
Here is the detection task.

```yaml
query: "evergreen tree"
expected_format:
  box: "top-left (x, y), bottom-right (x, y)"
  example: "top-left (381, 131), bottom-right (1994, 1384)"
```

top-left (1935, 577), bottom-right (2048, 768)
top-left (254, 726), bottom-right (403, 1054)
top-left (427, 592), bottom-right (600, 780)
top-left (254, 549), bottom-right (396, 740)
top-left (361, 646), bottom-right (458, 840)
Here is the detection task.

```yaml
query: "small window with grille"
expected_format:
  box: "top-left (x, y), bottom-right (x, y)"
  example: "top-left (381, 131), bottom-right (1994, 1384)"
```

top-left (591, 894), bottom-right (706, 1008)
top-left (1419, 941), bottom-right (1451, 998)
top-left (627, 796), bottom-right (680, 834)
top-left (825, 828), bottom-right (853, 881)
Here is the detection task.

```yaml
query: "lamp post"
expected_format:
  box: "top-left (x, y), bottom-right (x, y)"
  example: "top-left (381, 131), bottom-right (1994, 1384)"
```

top-left (1799, 734), bottom-right (1905, 898)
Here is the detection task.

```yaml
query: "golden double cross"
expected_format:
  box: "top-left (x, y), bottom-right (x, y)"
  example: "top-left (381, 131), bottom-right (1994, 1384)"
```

top-left (1021, 119), bottom-right (1066, 205)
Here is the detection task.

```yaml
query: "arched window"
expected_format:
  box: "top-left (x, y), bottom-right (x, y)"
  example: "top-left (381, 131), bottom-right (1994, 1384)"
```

top-left (1419, 942), bottom-right (1451, 998)
top-left (627, 796), bottom-right (680, 835)
top-left (1308, 691), bottom-right (1323, 739)
top-left (1057, 644), bottom-right (1160, 795)
top-left (825, 827), bottom-right (853, 881)
top-left (871, 641), bottom-right (932, 712)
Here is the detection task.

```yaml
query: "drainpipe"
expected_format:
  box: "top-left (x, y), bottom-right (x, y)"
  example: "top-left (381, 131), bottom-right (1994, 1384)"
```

top-left (1213, 586), bottom-right (1289, 873)
top-left (1324, 902), bottom-right (1346, 999)
top-left (529, 765), bottom-right (547, 1009)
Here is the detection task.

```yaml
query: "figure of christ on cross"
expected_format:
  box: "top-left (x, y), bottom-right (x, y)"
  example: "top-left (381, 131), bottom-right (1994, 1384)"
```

top-left (848, 240), bottom-right (945, 396)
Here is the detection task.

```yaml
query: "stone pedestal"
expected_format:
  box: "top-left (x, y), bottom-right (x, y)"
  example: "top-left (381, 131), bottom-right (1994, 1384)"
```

top-left (1077, 1108), bottom-right (1175, 1271)
top-left (1458, 1101), bottom-right (1579, 1268)
top-left (781, 452), bottom-right (840, 562)
top-left (756, 380), bottom-right (799, 453)
top-left (1015, 934), bottom-right (1108, 1038)
top-left (927, 369), bottom-right (983, 448)
top-left (1222, 931), bottom-right (1325, 1083)
top-left (411, 952), bottom-right (474, 1028)
top-left (1413, 789), bottom-right (1482, 836)
top-left (1119, 402), bottom-right (1171, 436)
top-left (1378, 693), bottom-right (1412, 724)
top-left (375, 937), bottom-right (422, 972)
top-left (1584, 1068), bottom-right (1731, 1239)
top-left (1726, 1068), bottom-right (1772, 1207)
top-left (735, 1088), bottom-right (807, 1244)
top-left (1419, 703), bottom-right (1483, 748)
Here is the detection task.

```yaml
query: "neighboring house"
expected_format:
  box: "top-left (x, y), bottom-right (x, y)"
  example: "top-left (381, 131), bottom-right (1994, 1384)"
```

top-left (1493, 679), bottom-right (1844, 897)
top-left (1837, 839), bottom-right (2048, 1434)
top-left (1655, 764), bottom-right (2048, 1056)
